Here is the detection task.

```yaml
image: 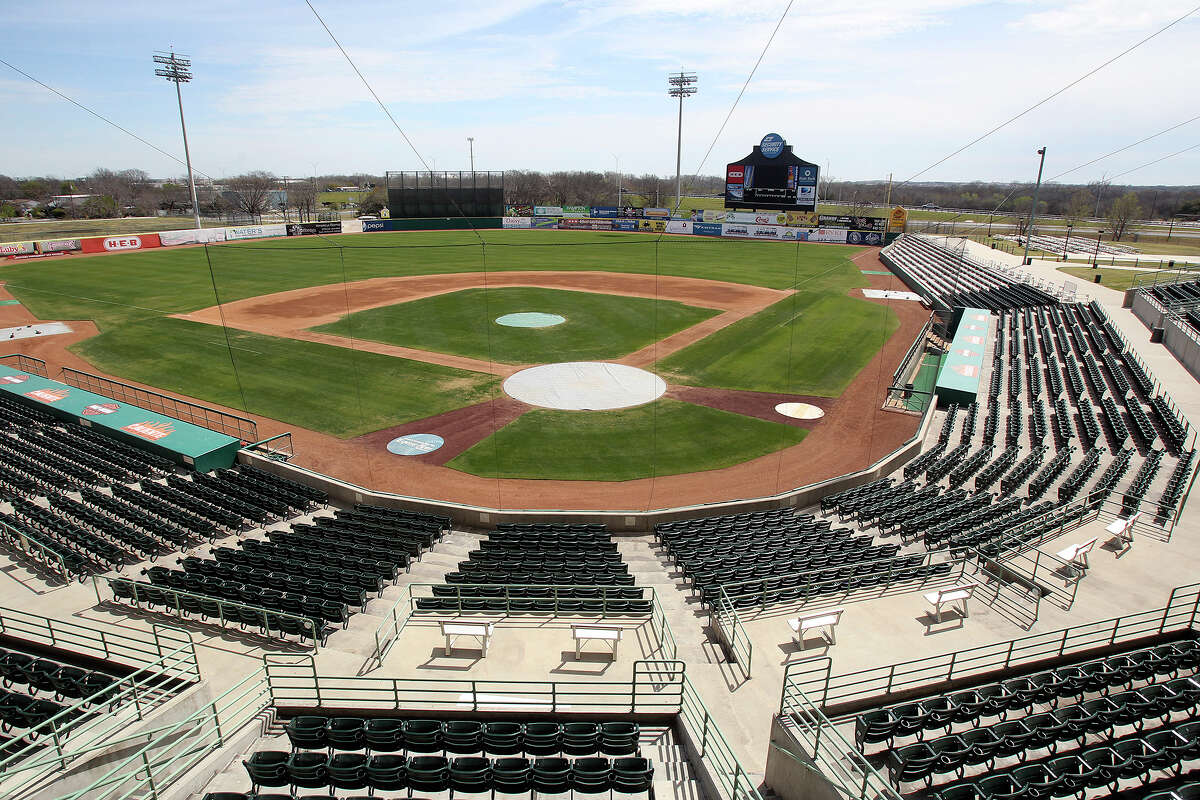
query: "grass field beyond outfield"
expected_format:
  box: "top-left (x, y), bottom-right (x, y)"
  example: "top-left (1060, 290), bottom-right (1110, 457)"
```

top-left (447, 398), bottom-right (808, 480)
top-left (1058, 266), bottom-right (1142, 292)
top-left (312, 287), bottom-right (719, 364)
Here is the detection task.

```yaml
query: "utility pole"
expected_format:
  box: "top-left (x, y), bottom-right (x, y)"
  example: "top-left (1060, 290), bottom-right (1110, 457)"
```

top-left (884, 173), bottom-right (893, 208)
top-left (468, 137), bottom-right (475, 172)
top-left (667, 71), bottom-right (697, 215)
top-left (153, 51), bottom-right (201, 230)
top-left (612, 154), bottom-right (621, 207)
top-left (1021, 147), bottom-right (1047, 266)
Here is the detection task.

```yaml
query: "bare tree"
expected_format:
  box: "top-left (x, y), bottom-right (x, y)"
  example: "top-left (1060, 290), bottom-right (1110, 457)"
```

top-left (225, 171), bottom-right (277, 216)
top-left (1065, 189), bottom-right (1093, 228)
top-left (1107, 191), bottom-right (1143, 241)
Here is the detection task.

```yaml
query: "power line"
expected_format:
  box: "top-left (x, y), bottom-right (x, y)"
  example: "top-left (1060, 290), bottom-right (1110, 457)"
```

top-left (0, 57), bottom-right (214, 180)
top-left (1049, 112), bottom-right (1200, 181)
top-left (894, 3), bottom-right (1200, 190)
top-left (302, 0), bottom-right (485, 244)
top-left (1110, 141), bottom-right (1200, 180)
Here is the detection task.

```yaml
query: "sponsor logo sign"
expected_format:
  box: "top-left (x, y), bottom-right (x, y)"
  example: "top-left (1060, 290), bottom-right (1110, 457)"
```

top-left (759, 133), bottom-right (785, 158)
top-left (362, 220), bottom-right (389, 232)
top-left (158, 228), bottom-right (227, 246)
top-left (725, 211), bottom-right (786, 225)
top-left (700, 210), bottom-right (727, 222)
top-left (785, 211), bottom-right (819, 227)
top-left (562, 206), bottom-right (589, 216)
top-left (665, 220), bottom-right (693, 235)
top-left (504, 204), bottom-right (534, 216)
top-left (692, 222), bottom-right (723, 236)
top-left (637, 219), bottom-right (666, 232)
top-left (722, 224), bottom-right (752, 238)
top-left (37, 238), bottom-right (82, 253)
top-left (1, 241), bottom-right (36, 256)
top-left (531, 217), bottom-right (558, 229)
top-left (82, 402), bottom-right (119, 415)
top-left (819, 215), bottom-right (887, 232)
top-left (643, 208), bottom-right (670, 219)
top-left (590, 207), bottom-right (620, 217)
top-left (613, 219), bottom-right (639, 231)
top-left (846, 230), bottom-right (884, 246)
top-left (286, 221), bottom-right (343, 236)
top-left (122, 420), bottom-right (176, 441)
top-left (81, 234), bottom-right (163, 254)
top-left (26, 388), bottom-right (69, 403)
top-left (560, 217), bottom-right (612, 231)
top-left (618, 206), bottom-right (644, 218)
top-left (888, 206), bottom-right (909, 232)
top-left (751, 225), bottom-right (781, 238)
top-left (224, 224), bottom-right (287, 241)
top-left (0, 374), bottom-right (29, 384)
top-left (502, 216), bottom-right (532, 229)
top-left (534, 206), bottom-right (564, 217)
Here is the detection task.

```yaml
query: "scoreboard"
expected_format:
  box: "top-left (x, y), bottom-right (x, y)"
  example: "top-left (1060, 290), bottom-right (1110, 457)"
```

top-left (725, 133), bottom-right (819, 212)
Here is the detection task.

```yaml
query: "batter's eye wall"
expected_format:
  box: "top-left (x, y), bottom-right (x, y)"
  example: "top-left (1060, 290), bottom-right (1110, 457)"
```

top-left (386, 171), bottom-right (505, 218)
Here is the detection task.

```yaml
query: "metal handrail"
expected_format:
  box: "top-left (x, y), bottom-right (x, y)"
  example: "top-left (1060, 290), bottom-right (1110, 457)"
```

top-left (0, 518), bottom-right (73, 582)
top-left (52, 665), bottom-right (271, 800)
top-left (0, 606), bottom-right (194, 669)
top-left (0, 354), bottom-right (48, 377)
top-left (678, 677), bottom-right (763, 800)
top-left (785, 582), bottom-right (1200, 712)
top-left (778, 677), bottom-right (901, 800)
top-left (712, 589), bottom-right (752, 678)
top-left (96, 575), bottom-right (319, 650)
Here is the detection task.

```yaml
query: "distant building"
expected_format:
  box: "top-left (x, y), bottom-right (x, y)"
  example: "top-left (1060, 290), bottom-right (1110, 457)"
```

top-left (49, 194), bottom-right (96, 208)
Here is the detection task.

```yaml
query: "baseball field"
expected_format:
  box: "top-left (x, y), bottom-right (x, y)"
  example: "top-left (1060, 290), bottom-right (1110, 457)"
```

top-left (1, 228), bottom-right (917, 499)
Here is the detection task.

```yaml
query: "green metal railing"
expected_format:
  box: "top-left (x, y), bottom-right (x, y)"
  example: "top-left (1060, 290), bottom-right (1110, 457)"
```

top-left (365, 583), bottom-right (678, 672)
top-left (243, 431), bottom-right (295, 461)
top-left (678, 677), bottom-right (763, 800)
top-left (712, 589), bottom-right (752, 679)
top-left (0, 518), bottom-right (74, 583)
top-left (0, 605), bottom-right (196, 669)
top-left (777, 677), bottom-right (901, 800)
top-left (0, 353), bottom-right (48, 377)
top-left (53, 665), bottom-right (271, 800)
top-left (269, 653), bottom-right (686, 713)
top-left (784, 582), bottom-right (1200, 713)
top-left (96, 576), bottom-right (319, 651)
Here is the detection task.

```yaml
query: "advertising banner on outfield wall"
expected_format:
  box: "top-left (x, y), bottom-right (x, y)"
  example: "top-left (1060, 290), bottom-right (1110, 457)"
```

top-left (846, 230), bottom-right (884, 246)
top-left (619, 207), bottom-right (644, 218)
top-left (532, 217), bottom-right (558, 229)
top-left (562, 206), bottom-right (589, 216)
top-left (613, 219), bottom-right (639, 231)
top-left (699, 209), bottom-right (727, 222)
top-left (534, 206), bottom-right (564, 217)
top-left (725, 211), bottom-right (787, 226)
top-left (159, 228), bottom-right (228, 246)
top-left (0, 241), bottom-right (36, 256)
top-left (561, 218), bottom-right (612, 231)
top-left (638, 219), bottom-right (666, 232)
top-left (80, 234), bottom-right (162, 254)
top-left (502, 216), bottom-right (532, 229)
top-left (36, 239), bottom-right (81, 254)
top-left (504, 205), bottom-right (534, 217)
top-left (643, 208), bottom-right (670, 219)
top-left (665, 220), bottom-right (693, 235)
top-left (286, 221), bottom-right (343, 236)
top-left (341, 219), bottom-right (363, 234)
top-left (362, 220), bottom-right (389, 232)
top-left (721, 223), bottom-right (752, 238)
top-left (692, 222), bottom-right (723, 236)
top-left (226, 223), bottom-right (287, 241)
top-left (797, 228), bottom-right (849, 243)
top-left (818, 214), bottom-right (887, 232)
top-left (591, 207), bottom-right (619, 217)
top-left (786, 211), bottom-right (820, 227)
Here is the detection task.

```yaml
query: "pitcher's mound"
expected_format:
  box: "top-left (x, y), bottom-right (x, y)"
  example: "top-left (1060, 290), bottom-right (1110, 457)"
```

top-left (503, 362), bottom-right (666, 411)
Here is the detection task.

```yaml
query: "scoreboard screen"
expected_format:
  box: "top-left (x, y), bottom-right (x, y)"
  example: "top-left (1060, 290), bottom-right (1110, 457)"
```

top-left (725, 136), bottom-right (818, 211)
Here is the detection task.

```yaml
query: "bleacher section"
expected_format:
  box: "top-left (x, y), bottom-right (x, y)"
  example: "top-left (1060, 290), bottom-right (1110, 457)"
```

top-left (881, 235), bottom-right (1061, 311)
top-left (846, 635), bottom-right (1200, 799)
top-left (211, 716), bottom-right (654, 799)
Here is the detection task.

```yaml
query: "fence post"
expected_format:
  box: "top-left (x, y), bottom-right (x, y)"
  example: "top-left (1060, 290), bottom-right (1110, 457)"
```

top-left (212, 702), bottom-right (225, 747)
top-left (700, 708), bottom-right (709, 758)
top-left (142, 750), bottom-right (160, 799)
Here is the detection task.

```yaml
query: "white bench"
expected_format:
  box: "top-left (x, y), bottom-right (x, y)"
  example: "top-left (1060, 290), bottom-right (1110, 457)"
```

top-left (787, 608), bottom-right (844, 650)
top-left (924, 583), bottom-right (977, 623)
top-left (571, 624), bottom-right (622, 660)
top-left (440, 621), bottom-right (495, 657)
top-left (1105, 513), bottom-right (1140, 551)
top-left (1056, 537), bottom-right (1098, 577)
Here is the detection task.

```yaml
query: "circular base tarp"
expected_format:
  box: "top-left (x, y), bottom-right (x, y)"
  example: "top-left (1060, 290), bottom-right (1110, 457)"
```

top-left (496, 312), bottom-right (565, 328)
top-left (387, 433), bottom-right (445, 455)
top-left (774, 402), bottom-right (825, 420)
top-left (503, 362), bottom-right (666, 411)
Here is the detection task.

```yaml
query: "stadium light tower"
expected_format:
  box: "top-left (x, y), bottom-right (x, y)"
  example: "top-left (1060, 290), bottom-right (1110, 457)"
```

top-left (153, 51), bottom-right (201, 230)
top-left (667, 71), bottom-right (697, 214)
top-left (1020, 146), bottom-right (1047, 266)
top-left (468, 137), bottom-right (475, 172)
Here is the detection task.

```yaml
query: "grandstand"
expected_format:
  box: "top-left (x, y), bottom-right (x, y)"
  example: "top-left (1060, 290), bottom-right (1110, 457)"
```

top-left (998, 234), bottom-right (1139, 257)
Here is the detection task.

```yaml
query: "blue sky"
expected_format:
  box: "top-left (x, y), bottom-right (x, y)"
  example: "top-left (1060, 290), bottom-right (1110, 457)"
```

top-left (2, 0), bottom-right (1198, 185)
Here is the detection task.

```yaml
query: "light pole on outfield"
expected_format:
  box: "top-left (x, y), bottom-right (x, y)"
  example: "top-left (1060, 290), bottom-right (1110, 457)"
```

top-left (667, 71), bottom-right (697, 215)
top-left (153, 51), bottom-right (202, 231)
top-left (467, 137), bottom-right (475, 172)
top-left (1020, 146), bottom-right (1046, 266)
top-left (1063, 224), bottom-right (1073, 261)
top-left (612, 153), bottom-right (622, 207)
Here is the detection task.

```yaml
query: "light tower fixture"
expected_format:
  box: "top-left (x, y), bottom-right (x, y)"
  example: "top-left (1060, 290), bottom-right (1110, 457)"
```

top-left (1020, 146), bottom-right (1047, 266)
top-left (468, 137), bottom-right (475, 172)
top-left (667, 71), bottom-right (697, 214)
top-left (153, 51), bottom-right (202, 230)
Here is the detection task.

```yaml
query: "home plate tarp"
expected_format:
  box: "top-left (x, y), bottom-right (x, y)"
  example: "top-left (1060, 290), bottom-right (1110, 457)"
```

top-left (0, 366), bottom-right (241, 472)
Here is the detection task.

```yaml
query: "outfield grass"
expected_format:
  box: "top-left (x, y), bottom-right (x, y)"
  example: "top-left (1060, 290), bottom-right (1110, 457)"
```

top-left (72, 317), bottom-right (497, 438)
top-left (658, 292), bottom-right (898, 396)
top-left (447, 398), bottom-right (808, 480)
top-left (313, 287), bottom-right (719, 364)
